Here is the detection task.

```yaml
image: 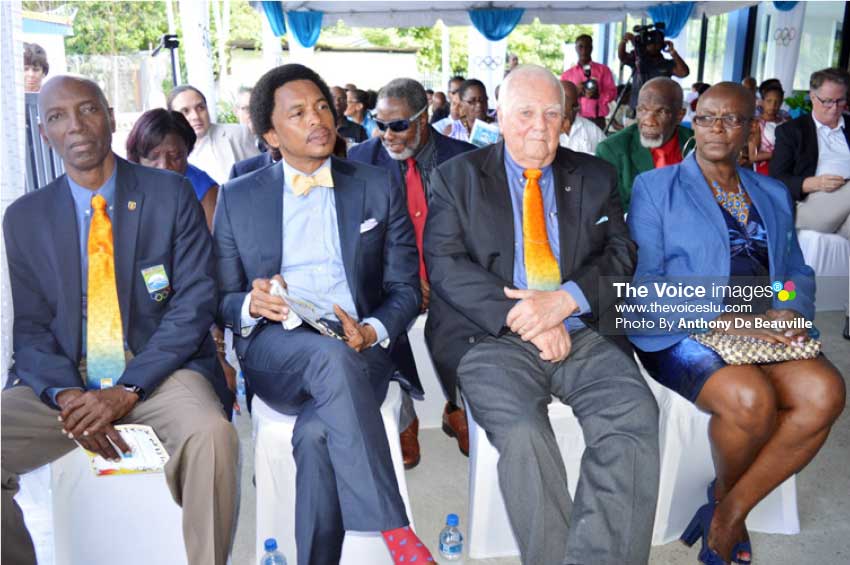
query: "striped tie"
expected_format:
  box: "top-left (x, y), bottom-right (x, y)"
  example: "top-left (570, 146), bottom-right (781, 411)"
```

top-left (86, 194), bottom-right (125, 389)
top-left (522, 168), bottom-right (561, 290)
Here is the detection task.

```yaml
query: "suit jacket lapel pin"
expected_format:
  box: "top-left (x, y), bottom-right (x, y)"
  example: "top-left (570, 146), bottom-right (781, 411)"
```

top-left (128, 201), bottom-right (137, 211)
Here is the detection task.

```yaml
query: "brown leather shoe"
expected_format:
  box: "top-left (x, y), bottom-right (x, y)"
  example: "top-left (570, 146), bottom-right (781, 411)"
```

top-left (442, 403), bottom-right (469, 456)
top-left (400, 417), bottom-right (421, 469)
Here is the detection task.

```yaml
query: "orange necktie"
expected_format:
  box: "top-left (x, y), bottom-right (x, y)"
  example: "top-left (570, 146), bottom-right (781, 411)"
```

top-left (86, 194), bottom-right (125, 389)
top-left (522, 169), bottom-right (561, 290)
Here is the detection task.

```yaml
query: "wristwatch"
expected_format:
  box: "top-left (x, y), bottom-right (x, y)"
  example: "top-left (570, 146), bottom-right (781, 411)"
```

top-left (121, 384), bottom-right (143, 397)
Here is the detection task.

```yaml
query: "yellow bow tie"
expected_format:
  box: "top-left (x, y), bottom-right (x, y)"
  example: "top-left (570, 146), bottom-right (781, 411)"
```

top-left (291, 167), bottom-right (334, 197)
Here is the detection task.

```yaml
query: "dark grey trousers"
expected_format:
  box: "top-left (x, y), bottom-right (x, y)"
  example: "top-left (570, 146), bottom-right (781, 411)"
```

top-left (458, 329), bottom-right (660, 565)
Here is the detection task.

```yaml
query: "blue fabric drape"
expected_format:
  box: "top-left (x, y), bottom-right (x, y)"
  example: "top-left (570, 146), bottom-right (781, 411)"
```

top-left (773, 1), bottom-right (799, 12)
top-left (287, 11), bottom-right (324, 48)
top-left (468, 8), bottom-right (524, 41)
top-left (261, 1), bottom-right (286, 37)
top-left (648, 2), bottom-right (695, 39)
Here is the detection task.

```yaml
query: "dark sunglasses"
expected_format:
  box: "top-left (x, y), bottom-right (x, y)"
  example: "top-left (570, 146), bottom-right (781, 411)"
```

top-left (375, 105), bottom-right (428, 132)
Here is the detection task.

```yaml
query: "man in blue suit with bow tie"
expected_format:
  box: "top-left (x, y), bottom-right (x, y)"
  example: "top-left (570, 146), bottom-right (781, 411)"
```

top-left (213, 64), bottom-right (433, 565)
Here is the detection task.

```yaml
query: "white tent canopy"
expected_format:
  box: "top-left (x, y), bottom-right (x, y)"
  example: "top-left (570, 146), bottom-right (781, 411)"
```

top-left (281, 1), bottom-right (758, 28)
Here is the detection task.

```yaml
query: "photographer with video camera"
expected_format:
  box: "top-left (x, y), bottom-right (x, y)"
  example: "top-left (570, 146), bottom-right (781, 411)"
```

top-left (619, 23), bottom-right (689, 111)
top-left (561, 34), bottom-right (617, 130)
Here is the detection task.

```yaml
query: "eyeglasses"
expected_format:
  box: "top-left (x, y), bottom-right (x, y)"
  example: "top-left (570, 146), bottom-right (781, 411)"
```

top-left (375, 105), bottom-right (428, 133)
top-left (812, 94), bottom-right (848, 109)
top-left (692, 114), bottom-right (749, 129)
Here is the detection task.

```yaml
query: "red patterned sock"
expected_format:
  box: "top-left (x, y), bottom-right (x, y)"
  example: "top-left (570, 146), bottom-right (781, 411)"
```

top-left (381, 526), bottom-right (434, 563)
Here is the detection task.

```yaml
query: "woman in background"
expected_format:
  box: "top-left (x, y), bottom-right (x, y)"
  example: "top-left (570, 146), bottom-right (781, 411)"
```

top-left (126, 109), bottom-right (218, 229)
top-left (750, 80), bottom-right (789, 175)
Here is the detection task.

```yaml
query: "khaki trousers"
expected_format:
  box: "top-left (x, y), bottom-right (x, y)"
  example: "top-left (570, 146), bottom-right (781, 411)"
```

top-left (796, 180), bottom-right (850, 239)
top-left (1, 369), bottom-right (239, 565)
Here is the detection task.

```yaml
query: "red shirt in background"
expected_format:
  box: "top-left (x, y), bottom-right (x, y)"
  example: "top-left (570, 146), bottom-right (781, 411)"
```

top-left (650, 134), bottom-right (683, 168)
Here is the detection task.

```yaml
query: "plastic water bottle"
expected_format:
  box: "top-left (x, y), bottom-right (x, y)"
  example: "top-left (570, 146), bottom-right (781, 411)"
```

top-left (438, 513), bottom-right (463, 561)
top-left (259, 538), bottom-right (287, 565)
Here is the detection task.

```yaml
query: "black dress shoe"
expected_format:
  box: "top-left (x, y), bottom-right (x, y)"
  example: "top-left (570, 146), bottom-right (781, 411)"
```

top-left (844, 315), bottom-right (849, 340)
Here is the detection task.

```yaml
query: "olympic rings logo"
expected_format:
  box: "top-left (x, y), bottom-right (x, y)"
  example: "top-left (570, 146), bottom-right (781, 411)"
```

top-left (773, 27), bottom-right (796, 47)
top-left (151, 290), bottom-right (171, 302)
top-left (474, 56), bottom-right (499, 70)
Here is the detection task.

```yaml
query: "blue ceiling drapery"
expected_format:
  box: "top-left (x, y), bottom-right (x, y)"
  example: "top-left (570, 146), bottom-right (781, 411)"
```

top-left (468, 8), bottom-right (524, 41)
top-left (287, 11), bottom-right (324, 48)
top-left (647, 2), bottom-right (695, 39)
top-left (261, 1), bottom-right (286, 37)
top-left (773, 2), bottom-right (799, 12)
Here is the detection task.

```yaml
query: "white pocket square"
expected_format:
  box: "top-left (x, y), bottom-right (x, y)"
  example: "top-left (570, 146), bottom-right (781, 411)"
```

top-left (595, 216), bottom-right (609, 225)
top-left (360, 218), bottom-right (379, 233)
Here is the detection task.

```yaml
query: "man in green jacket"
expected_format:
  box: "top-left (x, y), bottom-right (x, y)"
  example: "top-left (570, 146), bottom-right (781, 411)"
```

top-left (596, 77), bottom-right (693, 211)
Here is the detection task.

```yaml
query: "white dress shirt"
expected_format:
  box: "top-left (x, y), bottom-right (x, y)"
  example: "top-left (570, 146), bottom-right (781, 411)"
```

top-left (813, 114), bottom-right (850, 178)
top-left (559, 115), bottom-right (607, 155)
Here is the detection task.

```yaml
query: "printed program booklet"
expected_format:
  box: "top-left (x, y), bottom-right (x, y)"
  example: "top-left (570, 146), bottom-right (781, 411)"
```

top-left (77, 424), bottom-right (169, 476)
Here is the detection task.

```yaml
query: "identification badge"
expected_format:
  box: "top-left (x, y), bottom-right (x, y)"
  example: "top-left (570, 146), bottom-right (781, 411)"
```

top-left (100, 378), bottom-right (113, 389)
top-left (141, 265), bottom-right (171, 301)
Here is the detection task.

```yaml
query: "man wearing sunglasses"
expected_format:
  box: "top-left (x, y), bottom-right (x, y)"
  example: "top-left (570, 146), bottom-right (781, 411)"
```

top-left (596, 77), bottom-right (693, 211)
top-left (349, 78), bottom-right (476, 469)
top-left (771, 67), bottom-right (850, 239)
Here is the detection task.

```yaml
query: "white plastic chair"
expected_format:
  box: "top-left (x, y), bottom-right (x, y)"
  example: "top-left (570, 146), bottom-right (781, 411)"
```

top-left (17, 448), bottom-right (186, 565)
top-left (462, 356), bottom-right (799, 558)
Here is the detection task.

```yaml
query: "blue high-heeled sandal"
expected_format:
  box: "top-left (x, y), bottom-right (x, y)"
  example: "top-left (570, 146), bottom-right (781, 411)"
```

top-left (681, 502), bottom-right (729, 565)
top-left (707, 481), bottom-right (752, 565)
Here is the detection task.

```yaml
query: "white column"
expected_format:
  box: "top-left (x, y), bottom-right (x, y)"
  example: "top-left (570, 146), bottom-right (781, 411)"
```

top-left (261, 12), bottom-right (283, 69)
top-left (441, 20), bottom-right (450, 90)
top-left (467, 26), bottom-right (507, 102)
top-left (178, 0), bottom-right (217, 120)
top-left (1, 0), bottom-right (25, 386)
top-left (287, 29), bottom-right (315, 64)
top-left (764, 2), bottom-right (807, 94)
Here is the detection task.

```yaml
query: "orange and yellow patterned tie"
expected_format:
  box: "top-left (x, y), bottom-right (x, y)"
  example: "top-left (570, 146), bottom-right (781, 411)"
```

top-left (86, 194), bottom-right (125, 389)
top-left (522, 169), bottom-right (561, 290)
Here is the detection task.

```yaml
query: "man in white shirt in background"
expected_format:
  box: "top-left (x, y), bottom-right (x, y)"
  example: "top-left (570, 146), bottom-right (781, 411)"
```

top-left (168, 85), bottom-right (260, 184)
top-left (559, 80), bottom-right (606, 155)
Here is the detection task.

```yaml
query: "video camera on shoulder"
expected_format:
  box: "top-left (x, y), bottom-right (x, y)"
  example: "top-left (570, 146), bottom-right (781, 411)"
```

top-left (632, 22), bottom-right (665, 59)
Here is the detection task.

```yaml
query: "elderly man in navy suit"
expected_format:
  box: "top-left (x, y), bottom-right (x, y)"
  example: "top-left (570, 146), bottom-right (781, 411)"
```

top-left (1, 76), bottom-right (238, 565)
top-left (214, 64), bottom-right (434, 565)
top-left (348, 77), bottom-right (476, 468)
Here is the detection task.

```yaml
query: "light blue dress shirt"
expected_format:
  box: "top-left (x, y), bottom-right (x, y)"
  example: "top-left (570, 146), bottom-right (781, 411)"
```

top-left (503, 151), bottom-right (591, 332)
top-left (241, 159), bottom-right (388, 345)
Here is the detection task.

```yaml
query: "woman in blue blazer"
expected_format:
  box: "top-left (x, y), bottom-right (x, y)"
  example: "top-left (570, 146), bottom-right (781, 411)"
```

top-left (627, 83), bottom-right (845, 564)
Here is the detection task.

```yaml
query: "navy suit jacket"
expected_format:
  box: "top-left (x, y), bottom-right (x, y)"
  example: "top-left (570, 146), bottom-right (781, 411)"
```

top-left (3, 157), bottom-right (231, 411)
top-left (214, 157), bottom-right (424, 395)
top-left (347, 127), bottom-right (476, 193)
top-left (229, 151), bottom-right (275, 180)
top-left (627, 153), bottom-right (816, 352)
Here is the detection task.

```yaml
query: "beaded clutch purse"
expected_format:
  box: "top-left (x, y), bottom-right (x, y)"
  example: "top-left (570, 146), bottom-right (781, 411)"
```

top-left (693, 333), bottom-right (821, 365)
